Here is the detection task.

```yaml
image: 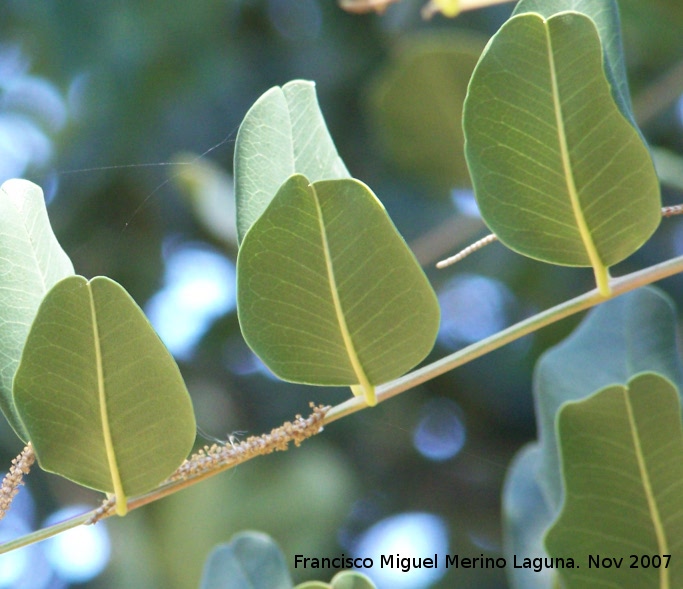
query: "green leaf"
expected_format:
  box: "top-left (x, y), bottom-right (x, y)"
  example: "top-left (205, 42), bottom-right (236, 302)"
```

top-left (329, 572), bottom-right (377, 589)
top-left (237, 174), bottom-right (440, 406)
top-left (368, 31), bottom-right (485, 193)
top-left (512, 0), bottom-right (633, 122)
top-left (234, 80), bottom-right (349, 244)
top-left (295, 572), bottom-right (377, 589)
top-left (463, 11), bottom-right (660, 295)
top-left (534, 287), bottom-right (683, 511)
top-left (13, 275), bottom-right (196, 515)
top-left (0, 179), bottom-right (74, 440)
top-left (199, 532), bottom-right (292, 589)
top-left (545, 373), bottom-right (683, 588)
top-left (504, 288), bottom-right (683, 588)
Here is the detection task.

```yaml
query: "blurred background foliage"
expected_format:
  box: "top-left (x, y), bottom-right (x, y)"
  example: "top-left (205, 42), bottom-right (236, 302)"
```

top-left (1, 1), bottom-right (683, 588)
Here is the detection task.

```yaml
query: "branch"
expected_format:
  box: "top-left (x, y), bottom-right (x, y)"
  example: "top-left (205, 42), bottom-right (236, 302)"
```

top-left (3, 253), bottom-right (683, 554)
top-left (0, 405), bottom-right (328, 554)
top-left (325, 253), bottom-right (683, 423)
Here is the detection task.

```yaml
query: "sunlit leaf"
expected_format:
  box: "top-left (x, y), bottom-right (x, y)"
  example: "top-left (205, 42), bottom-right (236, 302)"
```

top-left (0, 179), bottom-right (74, 440)
top-left (234, 80), bottom-right (349, 243)
top-left (513, 0), bottom-right (633, 122)
top-left (534, 286), bottom-right (683, 511)
top-left (545, 373), bottom-right (683, 588)
top-left (199, 532), bottom-right (292, 589)
top-left (463, 11), bottom-right (660, 295)
top-left (13, 275), bottom-right (196, 515)
top-left (237, 174), bottom-right (440, 406)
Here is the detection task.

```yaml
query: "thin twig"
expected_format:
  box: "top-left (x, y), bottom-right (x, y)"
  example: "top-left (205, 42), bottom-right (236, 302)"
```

top-left (437, 204), bottom-right (683, 269)
top-left (662, 204), bottom-right (683, 218)
top-left (436, 233), bottom-right (498, 268)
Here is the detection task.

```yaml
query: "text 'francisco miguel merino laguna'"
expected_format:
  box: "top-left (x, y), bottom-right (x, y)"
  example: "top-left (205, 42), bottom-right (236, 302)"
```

top-left (294, 554), bottom-right (576, 573)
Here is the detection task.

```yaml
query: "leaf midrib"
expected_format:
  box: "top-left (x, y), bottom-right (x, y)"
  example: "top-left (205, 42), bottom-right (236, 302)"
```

top-left (310, 183), bottom-right (375, 405)
top-left (544, 17), bottom-right (610, 295)
top-left (623, 387), bottom-right (670, 589)
top-left (88, 281), bottom-right (127, 515)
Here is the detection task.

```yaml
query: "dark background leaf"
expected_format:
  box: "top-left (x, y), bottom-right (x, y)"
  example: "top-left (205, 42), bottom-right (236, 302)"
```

top-left (199, 532), bottom-right (292, 589)
top-left (534, 287), bottom-right (683, 511)
top-left (368, 30), bottom-right (486, 194)
top-left (546, 374), bottom-right (683, 588)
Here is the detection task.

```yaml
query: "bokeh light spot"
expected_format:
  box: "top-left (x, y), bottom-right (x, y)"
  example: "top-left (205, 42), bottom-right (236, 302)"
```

top-left (354, 512), bottom-right (448, 589)
top-left (146, 243), bottom-right (236, 360)
top-left (43, 505), bottom-right (110, 583)
top-left (438, 273), bottom-right (514, 348)
top-left (0, 517), bottom-right (30, 587)
top-left (450, 189), bottom-right (480, 217)
top-left (0, 43), bottom-right (66, 182)
top-left (676, 93), bottom-right (683, 129)
top-left (0, 515), bottom-right (54, 589)
top-left (413, 398), bottom-right (466, 461)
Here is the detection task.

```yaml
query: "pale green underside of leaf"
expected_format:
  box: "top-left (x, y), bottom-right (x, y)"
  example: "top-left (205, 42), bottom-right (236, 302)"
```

top-left (234, 80), bottom-right (349, 244)
top-left (513, 0), bottom-right (633, 122)
top-left (464, 12), bottom-right (660, 270)
top-left (546, 373), bottom-right (683, 588)
top-left (13, 276), bottom-right (196, 498)
top-left (0, 179), bottom-right (74, 440)
top-left (534, 287), bottom-right (683, 512)
top-left (237, 174), bottom-right (440, 389)
top-left (199, 532), bottom-right (292, 589)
